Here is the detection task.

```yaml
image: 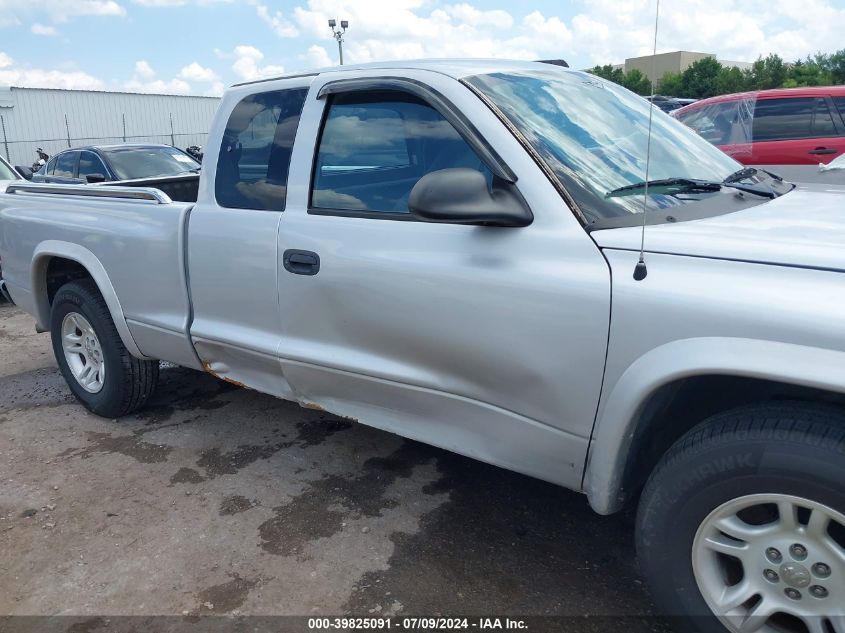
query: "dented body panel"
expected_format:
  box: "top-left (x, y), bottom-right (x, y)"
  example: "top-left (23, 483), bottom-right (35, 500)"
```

top-left (2, 60), bottom-right (845, 515)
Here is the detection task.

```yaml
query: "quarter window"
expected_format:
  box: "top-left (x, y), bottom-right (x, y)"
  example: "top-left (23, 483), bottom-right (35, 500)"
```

top-left (311, 92), bottom-right (491, 215)
top-left (752, 97), bottom-right (836, 141)
top-left (215, 87), bottom-right (308, 211)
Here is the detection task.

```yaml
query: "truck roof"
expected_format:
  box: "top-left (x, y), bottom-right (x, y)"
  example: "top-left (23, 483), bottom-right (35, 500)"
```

top-left (233, 58), bottom-right (578, 87)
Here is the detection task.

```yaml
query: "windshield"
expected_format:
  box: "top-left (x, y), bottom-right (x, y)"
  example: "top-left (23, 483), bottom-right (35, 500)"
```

top-left (0, 156), bottom-right (18, 181)
top-left (464, 68), bottom-right (743, 223)
top-left (103, 146), bottom-right (200, 180)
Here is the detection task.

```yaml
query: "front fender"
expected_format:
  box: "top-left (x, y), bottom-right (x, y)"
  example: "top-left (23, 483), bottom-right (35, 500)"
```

top-left (585, 337), bottom-right (845, 514)
top-left (31, 240), bottom-right (148, 359)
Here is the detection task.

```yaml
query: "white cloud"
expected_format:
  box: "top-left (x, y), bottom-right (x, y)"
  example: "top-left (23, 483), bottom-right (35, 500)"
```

top-left (227, 45), bottom-right (285, 81)
top-left (124, 60), bottom-right (191, 94)
top-left (286, 0), bottom-right (575, 65)
top-left (0, 51), bottom-right (105, 90)
top-left (0, 0), bottom-right (124, 27)
top-left (304, 44), bottom-right (333, 69)
top-left (52, 0), bottom-right (125, 22)
top-left (31, 23), bottom-right (58, 36)
top-left (178, 61), bottom-right (219, 83)
top-left (134, 60), bottom-right (156, 79)
top-left (252, 0), bottom-right (299, 37)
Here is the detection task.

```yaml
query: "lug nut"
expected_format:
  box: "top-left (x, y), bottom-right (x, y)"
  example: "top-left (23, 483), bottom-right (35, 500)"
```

top-left (790, 544), bottom-right (808, 560)
top-left (763, 569), bottom-right (779, 583)
top-left (784, 588), bottom-right (802, 600)
top-left (812, 563), bottom-right (831, 578)
top-left (766, 548), bottom-right (783, 563)
top-left (809, 585), bottom-right (828, 598)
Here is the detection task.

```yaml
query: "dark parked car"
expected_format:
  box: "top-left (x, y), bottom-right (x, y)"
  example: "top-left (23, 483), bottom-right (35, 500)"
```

top-left (33, 144), bottom-right (200, 184)
top-left (29, 144), bottom-right (202, 202)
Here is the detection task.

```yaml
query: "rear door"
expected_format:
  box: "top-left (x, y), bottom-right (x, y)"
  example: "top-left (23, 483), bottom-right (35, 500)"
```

top-left (275, 71), bottom-right (611, 488)
top-left (750, 96), bottom-right (845, 164)
top-left (187, 79), bottom-right (310, 396)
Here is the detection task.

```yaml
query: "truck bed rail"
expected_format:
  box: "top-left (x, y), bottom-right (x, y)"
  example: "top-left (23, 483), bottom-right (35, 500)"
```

top-left (4, 182), bottom-right (172, 204)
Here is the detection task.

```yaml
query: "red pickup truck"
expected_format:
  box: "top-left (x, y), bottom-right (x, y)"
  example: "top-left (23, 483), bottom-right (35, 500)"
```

top-left (673, 86), bottom-right (845, 165)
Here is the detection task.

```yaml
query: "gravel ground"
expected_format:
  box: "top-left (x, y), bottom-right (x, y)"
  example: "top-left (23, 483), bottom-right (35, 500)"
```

top-left (0, 302), bottom-right (668, 632)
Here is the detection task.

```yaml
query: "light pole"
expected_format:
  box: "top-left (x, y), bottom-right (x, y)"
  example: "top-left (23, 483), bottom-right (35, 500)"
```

top-left (328, 19), bottom-right (348, 65)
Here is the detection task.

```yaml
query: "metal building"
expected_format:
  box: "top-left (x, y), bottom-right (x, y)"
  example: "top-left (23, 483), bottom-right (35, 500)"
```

top-left (0, 86), bottom-right (220, 167)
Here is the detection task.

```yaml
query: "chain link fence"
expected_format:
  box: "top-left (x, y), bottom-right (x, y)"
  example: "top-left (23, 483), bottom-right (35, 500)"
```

top-left (0, 113), bottom-right (209, 168)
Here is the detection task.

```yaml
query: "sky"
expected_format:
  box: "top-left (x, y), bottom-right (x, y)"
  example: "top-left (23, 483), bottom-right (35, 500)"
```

top-left (1, 0), bottom-right (844, 96)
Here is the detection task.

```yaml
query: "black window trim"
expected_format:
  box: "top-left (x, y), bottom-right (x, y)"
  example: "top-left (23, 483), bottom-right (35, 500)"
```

top-left (825, 95), bottom-right (845, 133)
top-left (308, 77), bottom-right (518, 222)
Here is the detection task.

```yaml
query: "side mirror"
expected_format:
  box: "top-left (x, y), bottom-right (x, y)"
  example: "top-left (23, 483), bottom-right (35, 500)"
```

top-left (408, 168), bottom-right (532, 227)
top-left (15, 166), bottom-right (33, 180)
top-left (86, 173), bottom-right (106, 184)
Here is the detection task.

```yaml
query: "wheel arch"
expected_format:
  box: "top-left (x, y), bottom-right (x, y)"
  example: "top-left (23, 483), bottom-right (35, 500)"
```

top-left (31, 241), bottom-right (148, 359)
top-left (585, 337), bottom-right (845, 515)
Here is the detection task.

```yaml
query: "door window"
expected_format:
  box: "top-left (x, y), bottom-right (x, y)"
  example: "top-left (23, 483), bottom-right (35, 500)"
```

top-left (78, 151), bottom-right (108, 180)
top-left (311, 91), bottom-right (491, 215)
top-left (53, 152), bottom-right (77, 178)
top-left (215, 87), bottom-right (308, 211)
top-left (752, 97), bottom-right (836, 141)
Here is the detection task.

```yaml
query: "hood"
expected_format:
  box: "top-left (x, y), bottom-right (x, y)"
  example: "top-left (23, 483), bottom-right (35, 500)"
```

top-left (591, 183), bottom-right (845, 272)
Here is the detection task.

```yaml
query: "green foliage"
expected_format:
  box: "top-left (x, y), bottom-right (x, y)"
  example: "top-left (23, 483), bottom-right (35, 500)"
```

top-left (621, 68), bottom-right (652, 95)
top-left (592, 48), bottom-right (845, 99)
top-left (658, 72), bottom-right (684, 96)
top-left (588, 65), bottom-right (652, 96)
top-left (588, 64), bottom-right (625, 84)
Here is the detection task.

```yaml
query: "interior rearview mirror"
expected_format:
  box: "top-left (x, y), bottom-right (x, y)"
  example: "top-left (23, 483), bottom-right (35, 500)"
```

top-left (408, 168), bottom-right (532, 227)
top-left (15, 166), bottom-right (33, 180)
top-left (86, 173), bottom-right (107, 184)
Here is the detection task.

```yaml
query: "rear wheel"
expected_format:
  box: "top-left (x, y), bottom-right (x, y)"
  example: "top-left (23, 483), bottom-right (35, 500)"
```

top-left (50, 279), bottom-right (158, 417)
top-left (636, 402), bottom-right (845, 633)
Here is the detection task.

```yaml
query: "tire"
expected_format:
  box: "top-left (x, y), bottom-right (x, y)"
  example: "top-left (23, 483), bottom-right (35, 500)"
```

top-left (50, 279), bottom-right (158, 417)
top-left (636, 402), bottom-right (845, 633)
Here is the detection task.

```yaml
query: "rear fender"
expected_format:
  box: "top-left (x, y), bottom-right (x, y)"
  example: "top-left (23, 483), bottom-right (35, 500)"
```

top-left (31, 240), bottom-right (148, 359)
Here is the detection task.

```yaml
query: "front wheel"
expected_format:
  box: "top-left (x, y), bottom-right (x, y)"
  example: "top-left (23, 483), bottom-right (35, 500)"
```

top-left (50, 279), bottom-right (158, 417)
top-left (637, 403), bottom-right (845, 633)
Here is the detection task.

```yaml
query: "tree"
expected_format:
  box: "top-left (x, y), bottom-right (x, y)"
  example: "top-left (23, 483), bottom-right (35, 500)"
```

top-left (716, 65), bottom-right (747, 94)
top-left (658, 71), bottom-right (684, 96)
top-left (622, 68), bottom-right (652, 95)
top-left (588, 64), bottom-right (625, 84)
top-left (745, 54), bottom-right (787, 90)
top-left (680, 56), bottom-right (722, 98)
top-left (785, 58), bottom-right (830, 87)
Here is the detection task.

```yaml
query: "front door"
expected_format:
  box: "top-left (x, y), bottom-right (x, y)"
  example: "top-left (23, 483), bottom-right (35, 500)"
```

top-left (276, 72), bottom-right (611, 488)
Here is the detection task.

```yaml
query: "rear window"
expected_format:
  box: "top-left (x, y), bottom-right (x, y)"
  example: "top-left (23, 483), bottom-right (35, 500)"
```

top-left (215, 87), bottom-right (307, 211)
top-left (752, 97), bottom-right (836, 141)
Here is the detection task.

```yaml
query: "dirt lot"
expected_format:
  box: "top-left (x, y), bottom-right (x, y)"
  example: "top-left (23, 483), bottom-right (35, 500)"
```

top-left (0, 302), bottom-right (667, 631)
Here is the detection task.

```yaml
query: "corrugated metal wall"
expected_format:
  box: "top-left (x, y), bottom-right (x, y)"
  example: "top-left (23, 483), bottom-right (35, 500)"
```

top-left (0, 86), bottom-right (220, 167)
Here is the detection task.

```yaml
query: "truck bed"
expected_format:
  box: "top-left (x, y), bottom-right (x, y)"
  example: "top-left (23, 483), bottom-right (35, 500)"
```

top-left (0, 182), bottom-right (200, 368)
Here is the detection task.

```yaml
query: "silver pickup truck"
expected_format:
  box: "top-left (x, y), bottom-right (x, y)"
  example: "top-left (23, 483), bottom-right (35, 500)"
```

top-left (1, 60), bottom-right (844, 632)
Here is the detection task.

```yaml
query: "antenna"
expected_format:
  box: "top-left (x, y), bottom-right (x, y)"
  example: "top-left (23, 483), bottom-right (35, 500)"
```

top-left (633, 0), bottom-right (661, 282)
